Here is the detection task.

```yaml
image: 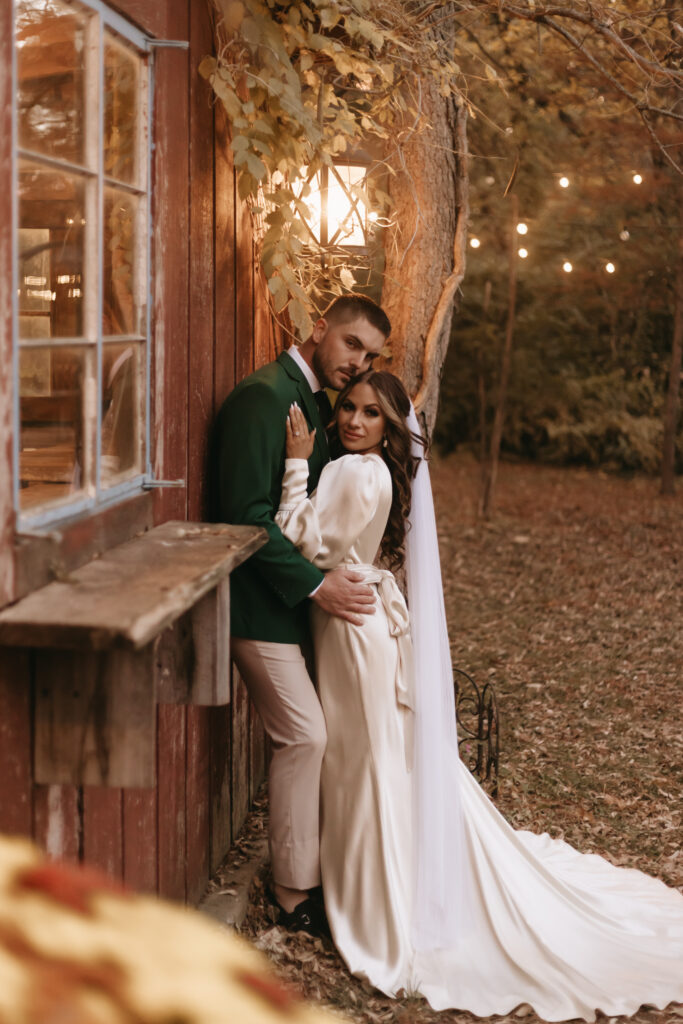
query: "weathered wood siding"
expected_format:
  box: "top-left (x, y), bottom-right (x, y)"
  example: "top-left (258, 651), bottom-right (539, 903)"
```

top-left (0, 0), bottom-right (277, 903)
top-left (0, 0), bottom-right (15, 609)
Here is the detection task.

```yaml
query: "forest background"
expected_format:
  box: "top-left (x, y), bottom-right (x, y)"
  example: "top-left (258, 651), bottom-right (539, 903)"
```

top-left (435, 10), bottom-right (683, 479)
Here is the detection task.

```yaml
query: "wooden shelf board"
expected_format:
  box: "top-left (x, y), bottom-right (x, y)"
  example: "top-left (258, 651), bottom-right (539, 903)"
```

top-left (0, 521), bottom-right (265, 651)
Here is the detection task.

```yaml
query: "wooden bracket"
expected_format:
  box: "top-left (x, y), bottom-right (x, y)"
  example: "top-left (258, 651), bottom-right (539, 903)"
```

top-left (155, 578), bottom-right (230, 705)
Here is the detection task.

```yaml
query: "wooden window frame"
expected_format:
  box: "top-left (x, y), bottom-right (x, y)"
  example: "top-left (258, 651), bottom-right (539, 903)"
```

top-left (12, 0), bottom-right (154, 533)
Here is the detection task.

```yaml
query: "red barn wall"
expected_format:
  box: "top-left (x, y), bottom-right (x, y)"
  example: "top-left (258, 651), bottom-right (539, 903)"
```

top-left (0, 0), bottom-right (277, 904)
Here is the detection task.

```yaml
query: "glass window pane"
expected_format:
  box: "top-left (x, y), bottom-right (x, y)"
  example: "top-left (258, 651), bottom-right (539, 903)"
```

top-left (19, 345), bottom-right (93, 511)
top-left (16, 0), bottom-right (89, 166)
top-left (101, 342), bottom-right (144, 486)
top-left (19, 162), bottom-right (87, 339)
top-left (328, 165), bottom-right (367, 246)
top-left (103, 188), bottom-right (144, 336)
top-left (105, 36), bottom-right (140, 186)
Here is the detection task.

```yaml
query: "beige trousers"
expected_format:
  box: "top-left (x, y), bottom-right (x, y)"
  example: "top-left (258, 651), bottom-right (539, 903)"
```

top-left (231, 637), bottom-right (326, 890)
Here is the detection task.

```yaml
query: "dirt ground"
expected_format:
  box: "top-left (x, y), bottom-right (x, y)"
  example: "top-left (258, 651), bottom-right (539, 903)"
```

top-left (235, 454), bottom-right (683, 1024)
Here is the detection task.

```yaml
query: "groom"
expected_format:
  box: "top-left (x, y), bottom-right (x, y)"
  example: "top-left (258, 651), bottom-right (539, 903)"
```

top-left (215, 294), bottom-right (391, 934)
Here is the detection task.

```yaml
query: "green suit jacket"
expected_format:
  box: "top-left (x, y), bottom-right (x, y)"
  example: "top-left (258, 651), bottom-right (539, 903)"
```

top-left (216, 351), bottom-right (330, 644)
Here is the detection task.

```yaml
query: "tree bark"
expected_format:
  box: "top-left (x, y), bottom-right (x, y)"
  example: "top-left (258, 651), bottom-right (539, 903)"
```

top-left (661, 233), bottom-right (683, 495)
top-left (479, 193), bottom-right (519, 518)
top-left (380, 31), bottom-right (468, 438)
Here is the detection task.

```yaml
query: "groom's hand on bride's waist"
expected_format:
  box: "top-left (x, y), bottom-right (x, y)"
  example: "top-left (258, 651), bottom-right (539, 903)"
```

top-left (311, 569), bottom-right (376, 625)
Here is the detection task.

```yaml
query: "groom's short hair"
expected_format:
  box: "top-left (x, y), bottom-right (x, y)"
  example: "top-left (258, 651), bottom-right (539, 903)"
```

top-left (323, 294), bottom-right (391, 340)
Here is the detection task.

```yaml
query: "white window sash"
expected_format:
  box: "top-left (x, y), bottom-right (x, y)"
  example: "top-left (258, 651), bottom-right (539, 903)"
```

top-left (12, 0), bottom-right (155, 530)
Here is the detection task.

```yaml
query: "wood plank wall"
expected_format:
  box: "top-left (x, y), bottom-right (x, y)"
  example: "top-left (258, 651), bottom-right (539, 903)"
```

top-left (0, 0), bottom-right (15, 608)
top-left (0, 0), bottom-right (277, 905)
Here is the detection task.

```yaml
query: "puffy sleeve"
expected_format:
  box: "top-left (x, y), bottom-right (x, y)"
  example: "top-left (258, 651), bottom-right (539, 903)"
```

top-left (276, 454), bottom-right (385, 568)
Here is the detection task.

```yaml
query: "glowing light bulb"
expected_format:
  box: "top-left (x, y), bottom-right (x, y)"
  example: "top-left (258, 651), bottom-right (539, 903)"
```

top-left (516, 222), bottom-right (528, 235)
top-left (518, 248), bottom-right (528, 259)
top-left (619, 229), bottom-right (630, 241)
top-left (632, 173), bottom-right (643, 185)
top-left (559, 176), bottom-right (570, 188)
top-left (563, 261), bottom-right (573, 273)
top-left (605, 262), bottom-right (615, 273)
top-left (470, 237), bottom-right (481, 249)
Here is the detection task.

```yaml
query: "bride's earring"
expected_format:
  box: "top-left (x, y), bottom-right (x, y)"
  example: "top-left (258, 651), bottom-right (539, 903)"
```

top-left (382, 436), bottom-right (388, 448)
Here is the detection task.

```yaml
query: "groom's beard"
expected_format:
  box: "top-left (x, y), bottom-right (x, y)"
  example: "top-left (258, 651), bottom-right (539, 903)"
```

top-left (312, 349), bottom-right (355, 393)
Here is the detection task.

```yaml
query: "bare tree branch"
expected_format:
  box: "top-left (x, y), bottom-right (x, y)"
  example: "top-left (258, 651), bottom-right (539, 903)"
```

top-left (497, 2), bottom-right (683, 83)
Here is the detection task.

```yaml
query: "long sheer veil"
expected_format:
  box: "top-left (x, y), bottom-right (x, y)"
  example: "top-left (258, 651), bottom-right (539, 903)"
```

top-left (405, 404), bottom-right (472, 950)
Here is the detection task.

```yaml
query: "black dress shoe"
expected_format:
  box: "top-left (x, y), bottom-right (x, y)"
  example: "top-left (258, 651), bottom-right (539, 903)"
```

top-left (307, 885), bottom-right (324, 907)
top-left (267, 888), bottom-right (330, 939)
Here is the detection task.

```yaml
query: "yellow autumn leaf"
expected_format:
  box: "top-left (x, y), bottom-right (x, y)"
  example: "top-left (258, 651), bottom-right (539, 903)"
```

top-left (288, 298), bottom-right (313, 340)
top-left (340, 266), bottom-right (356, 290)
top-left (217, 0), bottom-right (245, 33)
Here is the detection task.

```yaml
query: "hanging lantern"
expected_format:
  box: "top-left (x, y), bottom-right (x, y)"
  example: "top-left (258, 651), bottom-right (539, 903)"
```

top-left (304, 153), bottom-right (377, 251)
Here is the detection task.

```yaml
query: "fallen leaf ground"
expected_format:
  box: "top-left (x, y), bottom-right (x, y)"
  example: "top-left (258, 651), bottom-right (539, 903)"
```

top-left (230, 455), bottom-right (683, 1024)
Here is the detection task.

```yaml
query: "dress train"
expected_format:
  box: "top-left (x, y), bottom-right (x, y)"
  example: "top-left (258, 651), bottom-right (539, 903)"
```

top-left (276, 452), bottom-right (683, 1022)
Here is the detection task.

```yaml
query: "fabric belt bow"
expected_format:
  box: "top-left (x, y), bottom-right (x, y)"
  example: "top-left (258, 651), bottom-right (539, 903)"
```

top-left (339, 563), bottom-right (415, 768)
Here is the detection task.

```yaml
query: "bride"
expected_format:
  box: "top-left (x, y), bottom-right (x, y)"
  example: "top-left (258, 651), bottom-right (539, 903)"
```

top-left (275, 370), bottom-right (683, 1023)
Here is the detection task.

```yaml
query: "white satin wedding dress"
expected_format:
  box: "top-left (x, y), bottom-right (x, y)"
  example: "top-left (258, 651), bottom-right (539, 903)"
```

top-left (276, 452), bottom-right (683, 1022)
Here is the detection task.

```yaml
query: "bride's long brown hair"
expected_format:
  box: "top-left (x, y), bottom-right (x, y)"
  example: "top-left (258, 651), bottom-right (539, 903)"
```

top-left (328, 371), bottom-right (425, 571)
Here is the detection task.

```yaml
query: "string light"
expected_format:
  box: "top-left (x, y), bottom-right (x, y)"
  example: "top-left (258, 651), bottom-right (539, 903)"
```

top-left (559, 176), bottom-right (570, 188)
top-left (619, 229), bottom-right (630, 241)
top-left (632, 173), bottom-right (643, 185)
top-left (563, 261), bottom-right (573, 273)
top-left (605, 262), bottom-right (615, 273)
top-left (470, 237), bottom-right (481, 249)
top-left (518, 248), bottom-right (528, 259)
top-left (516, 222), bottom-right (528, 235)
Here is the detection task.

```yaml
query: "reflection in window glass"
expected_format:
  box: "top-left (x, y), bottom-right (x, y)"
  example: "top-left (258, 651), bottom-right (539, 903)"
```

top-left (19, 346), bottom-right (92, 510)
top-left (15, 2), bottom-right (149, 522)
top-left (19, 163), bottom-right (86, 338)
top-left (103, 189), bottom-right (141, 336)
top-left (16, 0), bottom-right (89, 166)
top-left (101, 342), bottom-right (142, 485)
top-left (105, 37), bottom-right (139, 186)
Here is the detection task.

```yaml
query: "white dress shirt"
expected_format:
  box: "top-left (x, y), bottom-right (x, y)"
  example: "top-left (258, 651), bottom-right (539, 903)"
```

top-left (287, 345), bottom-right (322, 394)
top-left (286, 346), bottom-right (325, 597)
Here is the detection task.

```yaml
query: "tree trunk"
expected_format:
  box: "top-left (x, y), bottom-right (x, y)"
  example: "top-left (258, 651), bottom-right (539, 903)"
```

top-left (479, 194), bottom-right (519, 518)
top-left (661, 233), bottom-right (683, 495)
top-left (380, 30), bottom-right (468, 438)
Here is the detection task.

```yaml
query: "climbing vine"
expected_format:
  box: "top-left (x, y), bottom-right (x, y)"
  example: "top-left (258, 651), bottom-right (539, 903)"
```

top-left (202, 0), bottom-right (682, 359)
top-left (201, 0), bottom-right (464, 339)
